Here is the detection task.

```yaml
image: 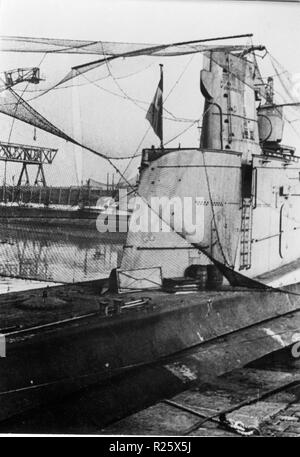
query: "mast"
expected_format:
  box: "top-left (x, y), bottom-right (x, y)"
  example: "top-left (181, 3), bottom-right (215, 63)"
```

top-left (160, 63), bottom-right (164, 149)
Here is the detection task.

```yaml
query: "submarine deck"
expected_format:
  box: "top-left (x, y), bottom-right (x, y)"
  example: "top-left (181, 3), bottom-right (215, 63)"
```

top-left (0, 279), bottom-right (261, 341)
top-left (1, 243), bottom-right (300, 339)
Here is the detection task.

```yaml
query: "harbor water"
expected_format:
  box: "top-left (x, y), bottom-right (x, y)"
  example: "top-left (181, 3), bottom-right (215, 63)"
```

top-left (0, 221), bottom-right (125, 292)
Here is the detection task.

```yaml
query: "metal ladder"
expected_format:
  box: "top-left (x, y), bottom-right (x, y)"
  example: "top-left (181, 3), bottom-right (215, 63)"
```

top-left (239, 198), bottom-right (252, 270)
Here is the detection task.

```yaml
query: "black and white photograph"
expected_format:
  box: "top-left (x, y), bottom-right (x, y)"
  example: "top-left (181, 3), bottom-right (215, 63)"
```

top-left (0, 0), bottom-right (300, 443)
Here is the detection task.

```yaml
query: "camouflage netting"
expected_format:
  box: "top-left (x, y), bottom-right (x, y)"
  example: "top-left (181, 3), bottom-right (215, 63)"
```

top-left (0, 35), bottom-right (297, 287)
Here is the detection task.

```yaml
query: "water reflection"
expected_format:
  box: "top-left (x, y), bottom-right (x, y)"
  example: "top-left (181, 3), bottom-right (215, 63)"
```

top-left (0, 223), bottom-right (126, 285)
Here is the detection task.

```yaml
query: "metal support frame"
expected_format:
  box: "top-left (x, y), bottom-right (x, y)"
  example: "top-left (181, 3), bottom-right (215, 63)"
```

top-left (0, 141), bottom-right (58, 187)
top-left (3, 67), bottom-right (41, 88)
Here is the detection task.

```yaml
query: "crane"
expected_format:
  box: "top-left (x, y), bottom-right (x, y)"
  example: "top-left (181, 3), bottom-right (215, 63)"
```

top-left (0, 67), bottom-right (56, 188)
top-left (2, 67), bottom-right (42, 88)
top-left (0, 141), bottom-right (57, 186)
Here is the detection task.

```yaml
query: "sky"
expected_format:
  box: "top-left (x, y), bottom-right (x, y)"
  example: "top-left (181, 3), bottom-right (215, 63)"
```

top-left (0, 0), bottom-right (299, 186)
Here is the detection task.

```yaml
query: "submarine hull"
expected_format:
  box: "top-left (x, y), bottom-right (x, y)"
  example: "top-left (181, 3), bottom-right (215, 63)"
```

top-left (1, 275), bottom-right (300, 423)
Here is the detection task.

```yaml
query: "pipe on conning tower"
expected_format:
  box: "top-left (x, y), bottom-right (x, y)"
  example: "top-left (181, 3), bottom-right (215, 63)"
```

top-left (200, 100), bottom-right (224, 150)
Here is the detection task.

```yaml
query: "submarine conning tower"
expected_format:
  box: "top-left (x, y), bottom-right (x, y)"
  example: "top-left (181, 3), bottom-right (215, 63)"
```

top-left (200, 48), bottom-right (264, 162)
top-left (120, 46), bottom-right (300, 288)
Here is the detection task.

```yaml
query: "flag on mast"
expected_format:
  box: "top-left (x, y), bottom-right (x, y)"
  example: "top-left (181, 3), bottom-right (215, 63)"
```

top-left (146, 64), bottom-right (163, 147)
